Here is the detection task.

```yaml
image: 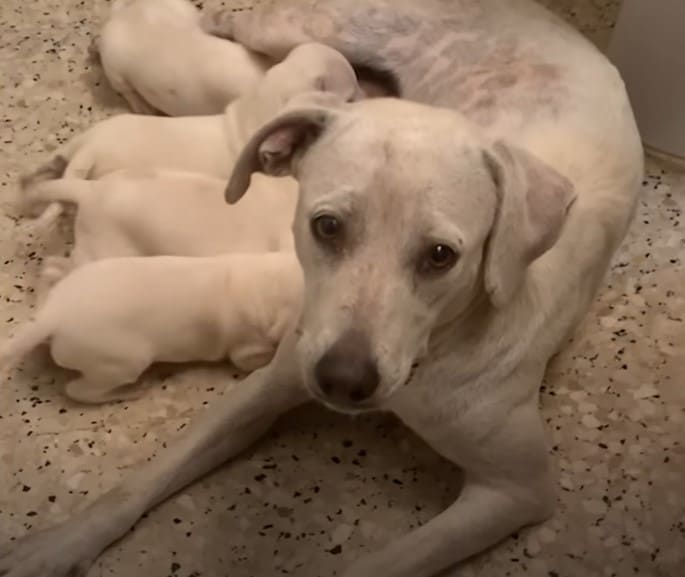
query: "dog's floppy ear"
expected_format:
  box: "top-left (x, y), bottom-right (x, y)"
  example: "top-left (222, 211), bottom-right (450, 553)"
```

top-left (483, 141), bottom-right (576, 308)
top-left (225, 107), bottom-right (335, 204)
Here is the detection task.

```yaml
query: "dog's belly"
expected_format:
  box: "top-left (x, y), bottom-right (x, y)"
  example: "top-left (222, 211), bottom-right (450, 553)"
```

top-left (238, 0), bottom-right (622, 138)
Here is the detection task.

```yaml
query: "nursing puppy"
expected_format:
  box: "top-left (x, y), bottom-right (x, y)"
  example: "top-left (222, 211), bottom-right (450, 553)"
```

top-left (21, 169), bottom-right (297, 284)
top-left (22, 42), bottom-right (360, 184)
top-left (0, 252), bottom-right (302, 404)
top-left (95, 0), bottom-right (268, 115)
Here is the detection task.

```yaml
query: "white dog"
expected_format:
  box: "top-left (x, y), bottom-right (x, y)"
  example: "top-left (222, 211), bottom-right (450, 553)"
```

top-left (25, 42), bottom-right (360, 184)
top-left (0, 1), bottom-right (645, 576)
top-left (0, 252), bottom-right (302, 404)
top-left (95, 0), bottom-right (268, 115)
top-left (21, 169), bottom-right (297, 283)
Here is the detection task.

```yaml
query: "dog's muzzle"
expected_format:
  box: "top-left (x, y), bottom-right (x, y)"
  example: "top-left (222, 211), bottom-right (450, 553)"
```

top-left (314, 329), bottom-right (379, 408)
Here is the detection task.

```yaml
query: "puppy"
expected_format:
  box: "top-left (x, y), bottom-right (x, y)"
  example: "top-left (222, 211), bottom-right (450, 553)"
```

top-left (24, 42), bottom-right (360, 183)
top-left (21, 169), bottom-right (297, 283)
top-left (95, 0), bottom-right (268, 116)
top-left (0, 252), bottom-right (302, 404)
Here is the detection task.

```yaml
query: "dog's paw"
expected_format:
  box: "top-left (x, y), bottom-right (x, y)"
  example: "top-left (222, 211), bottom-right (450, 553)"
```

top-left (0, 524), bottom-right (97, 577)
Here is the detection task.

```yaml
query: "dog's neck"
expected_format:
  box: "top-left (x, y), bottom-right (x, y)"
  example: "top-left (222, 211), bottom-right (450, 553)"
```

top-left (424, 274), bottom-right (539, 386)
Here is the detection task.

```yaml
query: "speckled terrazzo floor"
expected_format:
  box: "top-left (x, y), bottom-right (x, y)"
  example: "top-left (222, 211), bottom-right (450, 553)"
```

top-left (0, 1), bottom-right (683, 577)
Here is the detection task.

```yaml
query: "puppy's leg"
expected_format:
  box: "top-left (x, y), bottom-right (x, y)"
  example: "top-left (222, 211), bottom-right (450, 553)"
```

top-left (54, 333), bottom-right (154, 404)
top-left (30, 200), bottom-right (64, 228)
top-left (37, 257), bottom-right (73, 300)
top-left (10, 202), bottom-right (65, 261)
top-left (64, 377), bottom-right (146, 404)
top-left (0, 331), bottom-right (306, 577)
top-left (343, 396), bottom-right (555, 577)
top-left (63, 354), bottom-right (150, 404)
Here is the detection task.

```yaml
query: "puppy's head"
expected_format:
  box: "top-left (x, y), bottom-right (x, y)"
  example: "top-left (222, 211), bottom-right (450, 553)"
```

top-left (226, 98), bottom-right (575, 414)
top-left (261, 42), bottom-right (362, 107)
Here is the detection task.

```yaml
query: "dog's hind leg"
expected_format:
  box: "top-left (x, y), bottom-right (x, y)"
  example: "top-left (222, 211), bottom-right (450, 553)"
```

top-left (0, 330), bottom-right (307, 577)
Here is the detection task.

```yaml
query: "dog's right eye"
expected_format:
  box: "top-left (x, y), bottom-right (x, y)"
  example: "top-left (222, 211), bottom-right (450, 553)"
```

top-left (311, 214), bottom-right (342, 244)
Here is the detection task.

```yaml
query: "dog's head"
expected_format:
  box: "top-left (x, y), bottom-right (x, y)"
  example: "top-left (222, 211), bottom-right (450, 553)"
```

top-left (226, 98), bottom-right (575, 413)
top-left (260, 43), bottom-right (363, 108)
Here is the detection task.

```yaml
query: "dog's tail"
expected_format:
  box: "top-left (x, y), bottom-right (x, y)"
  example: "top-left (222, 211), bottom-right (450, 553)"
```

top-left (0, 318), bottom-right (52, 376)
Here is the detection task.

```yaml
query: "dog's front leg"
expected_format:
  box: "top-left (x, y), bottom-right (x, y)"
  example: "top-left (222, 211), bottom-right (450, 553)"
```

top-left (0, 332), bottom-right (306, 577)
top-left (342, 398), bottom-right (556, 577)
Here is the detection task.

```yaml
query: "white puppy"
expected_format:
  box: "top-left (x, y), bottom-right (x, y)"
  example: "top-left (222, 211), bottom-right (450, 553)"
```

top-left (26, 42), bottom-right (360, 182)
top-left (21, 169), bottom-right (297, 282)
top-left (96, 0), bottom-right (268, 116)
top-left (0, 252), bottom-right (302, 404)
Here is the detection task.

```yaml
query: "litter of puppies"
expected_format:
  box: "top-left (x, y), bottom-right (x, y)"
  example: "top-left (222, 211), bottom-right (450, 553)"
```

top-left (1, 0), bottom-right (362, 403)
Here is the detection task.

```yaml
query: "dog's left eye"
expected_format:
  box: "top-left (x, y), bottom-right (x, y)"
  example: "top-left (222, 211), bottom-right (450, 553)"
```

top-left (420, 243), bottom-right (459, 273)
top-left (311, 214), bottom-right (342, 243)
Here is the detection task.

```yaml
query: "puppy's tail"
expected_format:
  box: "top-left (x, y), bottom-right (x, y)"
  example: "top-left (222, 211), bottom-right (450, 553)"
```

top-left (0, 319), bottom-right (52, 376)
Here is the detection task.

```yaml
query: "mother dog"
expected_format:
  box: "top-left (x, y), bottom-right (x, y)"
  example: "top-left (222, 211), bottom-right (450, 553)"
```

top-left (0, 0), bottom-right (643, 576)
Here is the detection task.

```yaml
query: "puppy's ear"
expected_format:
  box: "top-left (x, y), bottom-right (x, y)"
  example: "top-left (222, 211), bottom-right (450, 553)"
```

top-left (483, 141), bottom-right (576, 308)
top-left (225, 107), bottom-right (336, 204)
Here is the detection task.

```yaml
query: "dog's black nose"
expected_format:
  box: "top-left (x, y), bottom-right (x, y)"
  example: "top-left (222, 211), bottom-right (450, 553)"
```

top-left (314, 330), bottom-right (379, 404)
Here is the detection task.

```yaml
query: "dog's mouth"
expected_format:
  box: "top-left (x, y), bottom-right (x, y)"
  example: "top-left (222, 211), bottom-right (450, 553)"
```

top-left (313, 394), bottom-right (381, 416)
